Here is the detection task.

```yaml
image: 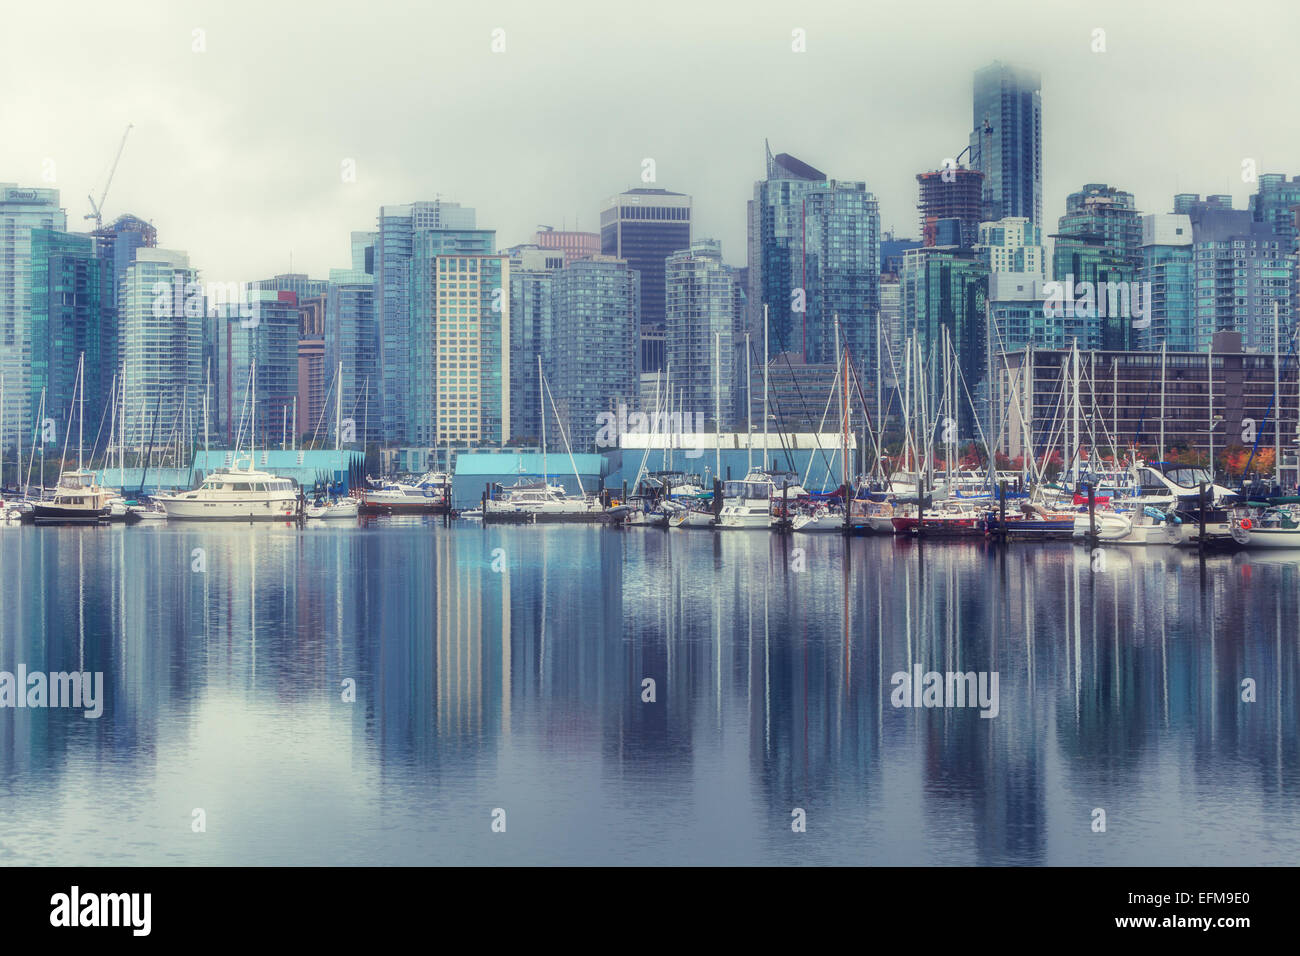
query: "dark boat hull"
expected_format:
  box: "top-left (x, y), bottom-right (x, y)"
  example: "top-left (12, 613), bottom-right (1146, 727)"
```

top-left (33, 505), bottom-right (110, 525)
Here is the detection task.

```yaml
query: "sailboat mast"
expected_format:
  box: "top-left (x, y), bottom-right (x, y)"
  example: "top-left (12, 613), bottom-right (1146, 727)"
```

top-left (1159, 340), bottom-right (1166, 462)
top-left (78, 353), bottom-right (84, 471)
top-left (714, 331), bottom-right (721, 481)
top-left (745, 331), bottom-right (752, 473)
top-left (1275, 300), bottom-right (1281, 483)
top-left (336, 360), bottom-right (343, 452)
top-left (762, 304), bottom-right (769, 472)
top-left (538, 354), bottom-right (546, 483)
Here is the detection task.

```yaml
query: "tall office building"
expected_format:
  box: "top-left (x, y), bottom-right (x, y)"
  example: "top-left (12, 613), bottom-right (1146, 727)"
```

top-left (298, 294), bottom-right (327, 444)
top-left (91, 213), bottom-right (157, 311)
top-left (409, 229), bottom-right (508, 448)
top-left (208, 290), bottom-right (300, 448)
top-left (254, 273), bottom-right (328, 300)
top-left (600, 188), bottom-right (691, 373)
top-left (900, 246), bottom-right (988, 433)
top-left (664, 239), bottom-right (745, 430)
top-left (506, 245), bottom-right (560, 444)
top-left (0, 184), bottom-right (66, 451)
top-left (119, 249), bottom-right (204, 447)
top-left (970, 62), bottom-right (1042, 227)
top-left (550, 257), bottom-right (639, 452)
top-left (325, 257), bottom-right (380, 446)
top-left (747, 146), bottom-right (880, 379)
top-left (374, 199), bottom-right (476, 442)
top-left (28, 229), bottom-right (116, 431)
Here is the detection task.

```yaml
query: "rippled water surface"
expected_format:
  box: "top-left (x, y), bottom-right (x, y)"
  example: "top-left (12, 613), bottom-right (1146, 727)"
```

top-left (0, 520), bottom-right (1296, 865)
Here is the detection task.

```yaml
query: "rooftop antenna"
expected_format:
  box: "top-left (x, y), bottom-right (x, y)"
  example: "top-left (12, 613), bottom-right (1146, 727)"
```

top-left (85, 123), bottom-right (133, 232)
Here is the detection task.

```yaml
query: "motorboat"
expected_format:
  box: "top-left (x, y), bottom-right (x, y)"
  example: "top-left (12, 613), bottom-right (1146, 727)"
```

top-left (33, 470), bottom-right (113, 525)
top-left (155, 460), bottom-right (299, 521)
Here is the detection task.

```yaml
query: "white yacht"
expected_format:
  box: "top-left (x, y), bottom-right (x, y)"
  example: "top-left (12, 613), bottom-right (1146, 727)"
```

top-left (306, 497), bottom-right (360, 520)
top-left (716, 470), bottom-right (807, 530)
top-left (360, 472), bottom-right (450, 514)
top-left (482, 478), bottom-right (612, 523)
top-left (156, 462), bottom-right (299, 521)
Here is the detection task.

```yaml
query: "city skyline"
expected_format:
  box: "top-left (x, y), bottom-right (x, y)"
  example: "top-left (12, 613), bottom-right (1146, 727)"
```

top-left (5, 0), bottom-right (1299, 283)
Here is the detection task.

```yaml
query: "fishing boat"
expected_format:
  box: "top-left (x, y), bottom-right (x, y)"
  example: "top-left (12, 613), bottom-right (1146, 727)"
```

top-left (155, 459), bottom-right (299, 520)
top-left (33, 470), bottom-right (113, 525)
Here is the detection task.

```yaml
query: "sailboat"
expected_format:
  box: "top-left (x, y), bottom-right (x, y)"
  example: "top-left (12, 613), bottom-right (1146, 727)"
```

top-left (483, 357), bottom-right (619, 523)
top-left (34, 356), bottom-right (114, 525)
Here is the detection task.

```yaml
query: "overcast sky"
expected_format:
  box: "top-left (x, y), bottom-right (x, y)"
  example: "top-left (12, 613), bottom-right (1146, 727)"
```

top-left (4, 0), bottom-right (1299, 282)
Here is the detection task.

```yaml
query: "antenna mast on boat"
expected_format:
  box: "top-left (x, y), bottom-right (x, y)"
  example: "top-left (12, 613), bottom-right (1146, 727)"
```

top-left (745, 331), bottom-right (752, 474)
top-left (714, 331), bottom-right (721, 481)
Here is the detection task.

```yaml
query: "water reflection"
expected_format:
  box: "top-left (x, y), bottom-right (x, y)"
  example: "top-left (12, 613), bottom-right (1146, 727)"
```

top-left (0, 522), bottom-right (1296, 865)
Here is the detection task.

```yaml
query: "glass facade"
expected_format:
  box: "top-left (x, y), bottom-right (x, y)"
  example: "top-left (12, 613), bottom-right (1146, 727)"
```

top-left (507, 262), bottom-right (555, 445)
top-left (0, 184), bottom-right (66, 452)
top-left (324, 266), bottom-right (381, 446)
top-left (747, 150), bottom-right (880, 384)
top-left (550, 258), bottom-right (639, 452)
top-left (29, 228), bottom-right (115, 431)
top-left (970, 62), bottom-right (1042, 227)
top-left (208, 290), bottom-right (300, 448)
top-left (664, 239), bottom-right (745, 430)
top-left (119, 249), bottom-right (204, 448)
top-left (1051, 184), bottom-right (1143, 351)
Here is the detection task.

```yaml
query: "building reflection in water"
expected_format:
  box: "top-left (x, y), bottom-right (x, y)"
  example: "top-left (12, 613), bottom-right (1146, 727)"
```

top-left (0, 521), bottom-right (1296, 864)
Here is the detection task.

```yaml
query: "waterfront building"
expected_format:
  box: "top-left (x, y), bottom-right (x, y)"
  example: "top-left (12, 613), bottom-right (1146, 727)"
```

top-left (297, 294), bottom-right (327, 445)
top-left (1138, 213), bottom-right (1196, 351)
top-left (506, 245), bottom-right (559, 445)
top-left (997, 332), bottom-right (1298, 475)
top-left (550, 256), bottom-right (639, 452)
top-left (324, 250), bottom-right (381, 447)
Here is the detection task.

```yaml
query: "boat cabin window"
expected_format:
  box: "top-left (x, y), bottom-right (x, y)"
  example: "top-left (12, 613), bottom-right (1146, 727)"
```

top-left (1137, 468), bottom-right (1168, 496)
top-left (1163, 466), bottom-right (1211, 489)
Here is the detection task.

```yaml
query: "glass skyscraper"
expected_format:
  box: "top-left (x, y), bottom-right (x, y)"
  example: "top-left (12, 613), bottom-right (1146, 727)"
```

top-left (119, 249), bottom-right (204, 448)
top-left (1138, 213), bottom-right (1196, 351)
top-left (374, 199), bottom-right (476, 443)
top-left (600, 188), bottom-right (691, 373)
top-left (29, 228), bottom-right (115, 432)
top-left (324, 246), bottom-right (381, 447)
top-left (208, 290), bottom-right (300, 449)
top-left (664, 239), bottom-right (745, 430)
top-left (747, 147), bottom-right (880, 382)
top-left (0, 184), bottom-right (66, 452)
top-left (506, 246), bottom-right (560, 445)
top-left (550, 257), bottom-right (639, 452)
top-left (970, 62), bottom-right (1042, 228)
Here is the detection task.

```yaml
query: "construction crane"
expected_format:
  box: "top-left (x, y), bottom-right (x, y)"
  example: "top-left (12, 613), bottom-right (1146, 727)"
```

top-left (85, 123), bottom-right (133, 232)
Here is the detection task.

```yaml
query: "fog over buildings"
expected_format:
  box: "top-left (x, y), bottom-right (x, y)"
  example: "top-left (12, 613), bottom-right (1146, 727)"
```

top-left (4, 0), bottom-right (1299, 281)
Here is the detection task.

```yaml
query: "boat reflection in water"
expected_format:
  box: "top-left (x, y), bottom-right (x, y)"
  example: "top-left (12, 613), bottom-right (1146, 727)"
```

top-left (0, 527), bottom-right (1296, 865)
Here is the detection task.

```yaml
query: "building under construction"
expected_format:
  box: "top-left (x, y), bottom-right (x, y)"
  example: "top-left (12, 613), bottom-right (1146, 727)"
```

top-left (916, 167), bottom-right (984, 248)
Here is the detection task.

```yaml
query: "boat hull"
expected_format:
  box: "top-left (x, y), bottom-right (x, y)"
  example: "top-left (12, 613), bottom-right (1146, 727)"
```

top-left (159, 497), bottom-right (300, 521)
top-left (33, 504), bottom-right (109, 525)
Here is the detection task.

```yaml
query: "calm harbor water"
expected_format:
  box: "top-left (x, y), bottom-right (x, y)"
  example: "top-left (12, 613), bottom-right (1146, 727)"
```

top-left (0, 520), bottom-right (1296, 866)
